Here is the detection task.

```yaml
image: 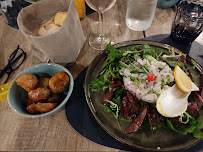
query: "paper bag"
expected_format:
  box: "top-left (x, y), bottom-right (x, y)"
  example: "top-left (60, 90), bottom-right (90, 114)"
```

top-left (17, 0), bottom-right (86, 64)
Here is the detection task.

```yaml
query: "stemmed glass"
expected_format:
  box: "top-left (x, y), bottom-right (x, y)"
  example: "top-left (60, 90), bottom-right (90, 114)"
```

top-left (85, 0), bottom-right (117, 50)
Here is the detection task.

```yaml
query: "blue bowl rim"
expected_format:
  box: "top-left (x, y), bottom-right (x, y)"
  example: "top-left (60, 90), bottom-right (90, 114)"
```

top-left (7, 63), bottom-right (74, 118)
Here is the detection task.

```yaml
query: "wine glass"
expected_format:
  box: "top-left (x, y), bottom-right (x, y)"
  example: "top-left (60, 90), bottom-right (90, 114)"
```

top-left (85, 0), bottom-right (117, 50)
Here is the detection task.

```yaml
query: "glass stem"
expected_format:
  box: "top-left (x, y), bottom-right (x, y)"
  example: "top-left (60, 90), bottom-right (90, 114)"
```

top-left (98, 11), bottom-right (104, 40)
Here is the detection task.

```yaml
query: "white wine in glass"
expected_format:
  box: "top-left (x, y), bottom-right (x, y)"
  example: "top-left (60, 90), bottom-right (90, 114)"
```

top-left (85, 0), bottom-right (117, 50)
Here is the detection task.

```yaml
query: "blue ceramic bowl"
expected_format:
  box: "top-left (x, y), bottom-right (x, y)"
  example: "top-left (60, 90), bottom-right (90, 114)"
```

top-left (157, 0), bottom-right (180, 9)
top-left (7, 63), bottom-right (74, 118)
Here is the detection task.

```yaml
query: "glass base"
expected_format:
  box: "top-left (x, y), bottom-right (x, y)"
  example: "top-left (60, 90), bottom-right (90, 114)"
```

top-left (88, 34), bottom-right (113, 50)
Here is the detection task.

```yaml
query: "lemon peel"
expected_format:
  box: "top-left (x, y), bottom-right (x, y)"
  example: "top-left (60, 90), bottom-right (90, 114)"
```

top-left (0, 80), bottom-right (12, 102)
top-left (174, 66), bottom-right (199, 93)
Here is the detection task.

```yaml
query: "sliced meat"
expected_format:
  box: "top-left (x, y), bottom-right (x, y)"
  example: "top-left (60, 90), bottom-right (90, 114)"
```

top-left (125, 105), bottom-right (148, 134)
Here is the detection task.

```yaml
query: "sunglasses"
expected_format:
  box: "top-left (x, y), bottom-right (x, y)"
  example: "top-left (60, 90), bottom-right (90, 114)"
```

top-left (0, 45), bottom-right (26, 85)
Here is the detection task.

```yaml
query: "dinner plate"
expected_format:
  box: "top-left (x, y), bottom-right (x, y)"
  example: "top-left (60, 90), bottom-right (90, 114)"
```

top-left (84, 40), bottom-right (202, 151)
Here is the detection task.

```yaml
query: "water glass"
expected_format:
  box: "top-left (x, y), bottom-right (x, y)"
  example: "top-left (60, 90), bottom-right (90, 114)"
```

top-left (170, 0), bottom-right (203, 45)
top-left (126, 0), bottom-right (157, 31)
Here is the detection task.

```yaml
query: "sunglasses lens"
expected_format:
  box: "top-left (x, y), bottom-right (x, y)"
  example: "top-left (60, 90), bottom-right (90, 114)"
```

top-left (0, 71), bottom-right (9, 85)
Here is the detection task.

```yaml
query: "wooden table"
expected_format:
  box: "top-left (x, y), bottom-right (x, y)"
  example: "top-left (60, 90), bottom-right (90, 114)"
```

top-left (0, 0), bottom-right (202, 151)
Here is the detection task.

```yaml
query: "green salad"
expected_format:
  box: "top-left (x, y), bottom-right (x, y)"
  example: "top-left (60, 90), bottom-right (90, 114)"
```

top-left (89, 43), bottom-right (203, 139)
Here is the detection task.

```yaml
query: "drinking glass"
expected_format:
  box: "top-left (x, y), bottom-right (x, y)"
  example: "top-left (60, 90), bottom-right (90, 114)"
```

top-left (170, 0), bottom-right (203, 45)
top-left (126, 0), bottom-right (157, 31)
top-left (85, 0), bottom-right (117, 50)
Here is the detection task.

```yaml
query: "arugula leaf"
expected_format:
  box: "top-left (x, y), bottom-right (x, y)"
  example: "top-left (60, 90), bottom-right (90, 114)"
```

top-left (146, 55), bottom-right (157, 62)
top-left (102, 44), bottom-right (125, 73)
top-left (129, 76), bottom-right (141, 86)
top-left (166, 113), bottom-right (197, 135)
top-left (166, 60), bottom-right (185, 69)
top-left (192, 114), bottom-right (203, 139)
top-left (161, 57), bottom-right (185, 69)
top-left (113, 86), bottom-right (124, 105)
top-left (109, 64), bottom-right (121, 78)
top-left (162, 47), bottom-right (186, 59)
top-left (89, 73), bottom-right (113, 91)
top-left (99, 104), bottom-right (112, 112)
top-left (134, 54), bottom-right (140, 61)
top-left (121, 117), bottom-right (132, 122)
top-left (122, 48), bottom-right (140, 56)
top-left (185, 59), bottom-right (197, 73)
top-left (142, 44), bottom-right (169, 59)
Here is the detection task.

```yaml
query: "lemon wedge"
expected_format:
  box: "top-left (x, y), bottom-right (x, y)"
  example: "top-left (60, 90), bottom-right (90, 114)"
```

top-left (174, 65), bottom-right (199, 93)
top-left (0, 80), bottom-right (12, 102)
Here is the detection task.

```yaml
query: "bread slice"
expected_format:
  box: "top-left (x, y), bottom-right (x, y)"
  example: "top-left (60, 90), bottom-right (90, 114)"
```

top-left (54, 12), bottom-right (67, 26)
top-left (34, 18), bottom-right (61, 36)
top-left (34, 12), bottom-right (67, 36)
top-left (44, 23), bottom-right (61, 35)
top-left (34, 19), bottom-right (53, 36)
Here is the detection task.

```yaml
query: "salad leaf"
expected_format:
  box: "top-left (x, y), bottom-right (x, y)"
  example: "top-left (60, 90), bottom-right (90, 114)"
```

top-left (109, 64), bottom-right (121, 78)
top-left (99, 104), bottom-right (112, 113)
top-left (122, 47), bottom-right (140, 56)
top-left (101, 43), bottom-right (125, 74)
top-left (161, 57), bottom-right (185, 69)
top-left (185, 59), bottom-right (197, 73)
top-left (112, 86), bottom-right (124, 105)
top-left (146, 55), bottom-right (157, 62)
top-left (166, 113), bottom-right (197, 135)
top-left (90, 73), bottom-right (113, 91)
top-left (192, 114), bottom-right (203, 139)
top-left (142, 44), bottom-right (169, 59)
top-left (100, 103), bottom-right (122, 130)
top-left (121, 117), bottom-right (132, 122)
top-left (162, 49), bottom-right (186, 59)
top-left (165, 60), bottom-right (185, 69)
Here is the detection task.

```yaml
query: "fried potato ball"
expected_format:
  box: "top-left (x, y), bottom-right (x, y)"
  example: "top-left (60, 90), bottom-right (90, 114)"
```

top-left (49, 71), bottom-right (69, 94)
top-left (27, 102), bottom-right (57, 114)
top-left (25, 97), bottom-right (34, 106)
top-left (16, 73), bottom-right (38, 92)
top-left (38, 77), bottom-right (50, 88)
top-left (47, 94), bottom-right (60, 103)
top-left (28, 87), bottom-right (51, 102)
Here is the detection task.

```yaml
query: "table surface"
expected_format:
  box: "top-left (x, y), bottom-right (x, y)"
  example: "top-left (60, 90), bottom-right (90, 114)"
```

top-left (0, 0), bottom-right (202, 151)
